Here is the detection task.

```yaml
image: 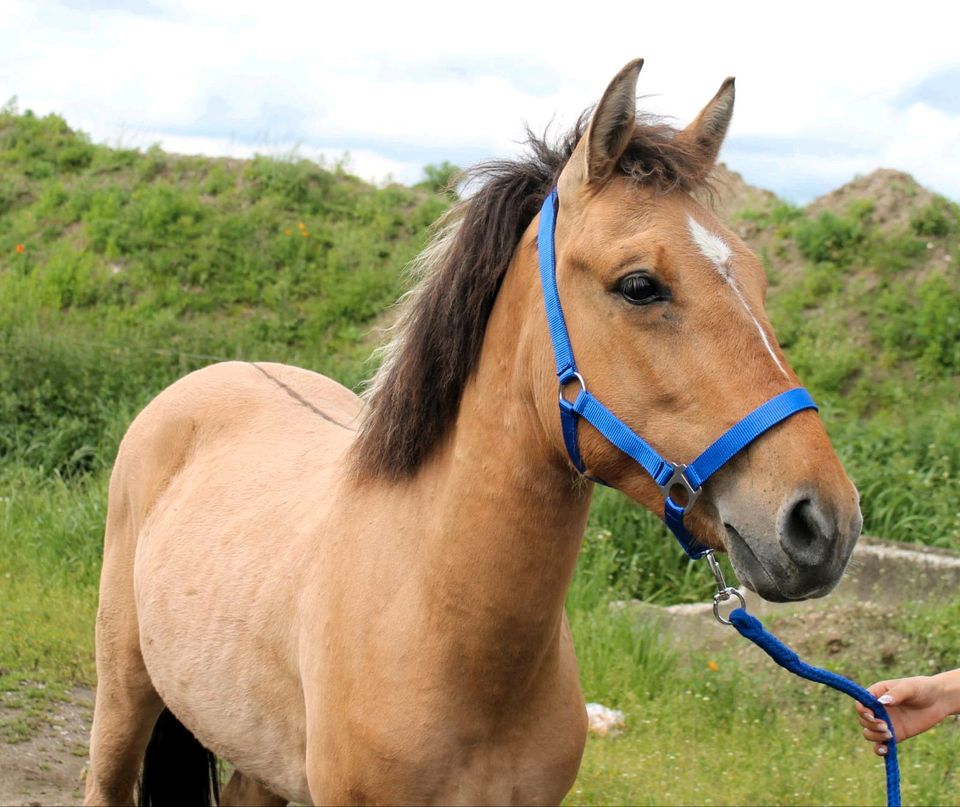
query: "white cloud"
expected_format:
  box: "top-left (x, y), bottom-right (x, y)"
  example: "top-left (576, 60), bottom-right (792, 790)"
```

top-left (3, 0), bottom-right (960, 201)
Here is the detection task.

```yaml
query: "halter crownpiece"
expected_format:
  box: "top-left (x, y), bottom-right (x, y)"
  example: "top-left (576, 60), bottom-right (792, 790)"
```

top-left (536, 187), bottom-right (818, 558)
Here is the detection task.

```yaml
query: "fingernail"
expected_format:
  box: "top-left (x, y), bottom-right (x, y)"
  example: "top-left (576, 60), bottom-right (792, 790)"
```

top-left (878, 694), bottom-right (894, 704)
top-left (878, 745), bottom-right (887, 756)
top-left (864, 710), bottom-right (875, 721)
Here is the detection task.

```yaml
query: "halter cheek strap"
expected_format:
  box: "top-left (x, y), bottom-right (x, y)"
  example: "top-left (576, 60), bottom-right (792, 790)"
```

top-left (537, 188), bottom-right (818, 558)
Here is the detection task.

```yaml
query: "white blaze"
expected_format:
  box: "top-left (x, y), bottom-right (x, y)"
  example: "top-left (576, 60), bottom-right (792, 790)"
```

top-left (687, 216), bottom-right (789, 378)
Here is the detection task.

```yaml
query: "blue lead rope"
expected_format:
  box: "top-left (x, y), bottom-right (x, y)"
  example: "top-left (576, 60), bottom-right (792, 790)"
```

top-left (729, 608), bottom-right (901, 807)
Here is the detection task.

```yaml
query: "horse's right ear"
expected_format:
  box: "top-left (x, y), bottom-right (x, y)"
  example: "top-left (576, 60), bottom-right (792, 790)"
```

top-left (560, 59), bottom-right (643, 194)
top-left (676, 77), bottom-right (736, 177)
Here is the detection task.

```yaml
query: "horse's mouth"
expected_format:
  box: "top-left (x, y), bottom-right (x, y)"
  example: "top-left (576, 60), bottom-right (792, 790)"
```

top-left (723, 523), bottom-right (830, 603)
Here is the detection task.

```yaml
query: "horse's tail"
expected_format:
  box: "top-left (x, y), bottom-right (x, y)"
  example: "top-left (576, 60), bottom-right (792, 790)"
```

top-left (137, 708), bottom-right (220, 807)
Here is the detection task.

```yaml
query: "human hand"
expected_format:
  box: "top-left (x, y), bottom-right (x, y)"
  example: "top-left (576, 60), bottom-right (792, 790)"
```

top-left (856, 674), bottom-right (955, 756)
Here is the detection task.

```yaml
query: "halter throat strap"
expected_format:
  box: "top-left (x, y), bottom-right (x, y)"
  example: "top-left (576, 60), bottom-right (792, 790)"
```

top-left (536, 187), bottom-right (818, 558)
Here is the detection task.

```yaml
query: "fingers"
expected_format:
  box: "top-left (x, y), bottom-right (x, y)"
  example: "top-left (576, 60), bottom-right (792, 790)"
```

top-left (859, 709), bottom-right (892, 746)
top-left (862, 723), bottom-right (893, 743)
top-left (859, 712), bottom-right (890, 731)
top-left (874, 742), bottom-right (888, 756)
top-left (867, 681), bottom-right (892, 699)
top-left (870, 676), bottom-right (926, 708)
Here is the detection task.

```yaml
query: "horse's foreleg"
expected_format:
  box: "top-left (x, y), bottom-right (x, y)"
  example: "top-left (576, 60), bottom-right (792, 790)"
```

top-left (222, 770), bottom-right (289, 806)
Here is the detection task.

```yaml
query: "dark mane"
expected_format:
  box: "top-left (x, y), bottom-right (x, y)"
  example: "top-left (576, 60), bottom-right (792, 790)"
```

top-left (351, 114), bottom-right (708, 479)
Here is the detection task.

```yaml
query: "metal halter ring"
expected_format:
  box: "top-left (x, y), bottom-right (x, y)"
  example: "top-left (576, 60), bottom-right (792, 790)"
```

top-left (712, 587), bottom-right (746, 625)
top-left (658, 463), bottom-right (701, 510)
top-left (558, 372), bottom-right (587, 406)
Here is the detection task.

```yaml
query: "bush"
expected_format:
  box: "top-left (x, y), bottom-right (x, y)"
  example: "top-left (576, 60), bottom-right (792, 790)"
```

top-left (794, 211), bottom-right (864, 265)
top-left (911, 196), bottom-right (959, 237)
top-left (418, 161), bottom-right (461, 196)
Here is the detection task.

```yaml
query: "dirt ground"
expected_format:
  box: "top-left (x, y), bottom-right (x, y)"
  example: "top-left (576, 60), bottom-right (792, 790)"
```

top-left (0, 688), bottom-right (92, 807)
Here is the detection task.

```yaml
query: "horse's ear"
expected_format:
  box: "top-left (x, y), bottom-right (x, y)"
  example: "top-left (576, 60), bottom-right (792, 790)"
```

top-left (678, 77), bottom-right (736, 174)
top-left (562, 59), bottom-right (643, 191)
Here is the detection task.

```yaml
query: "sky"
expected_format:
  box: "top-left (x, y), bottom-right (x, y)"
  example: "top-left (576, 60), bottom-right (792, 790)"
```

top-left (3, 0), bottom-right (960, 203)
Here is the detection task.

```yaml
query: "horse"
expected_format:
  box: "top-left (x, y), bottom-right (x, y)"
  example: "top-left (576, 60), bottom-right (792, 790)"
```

top-left (84, 59), bottom-right (862, 806)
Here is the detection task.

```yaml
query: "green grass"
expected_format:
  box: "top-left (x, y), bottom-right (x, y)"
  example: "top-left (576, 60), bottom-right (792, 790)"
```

top-left (570, 673), bottom-right (959, 806)
top-left (565, 547), bottom-right (960, 806)
top-left (0, 466), bottom-right (102, 738)
top-left (1, 107), bottom-right (960, 803)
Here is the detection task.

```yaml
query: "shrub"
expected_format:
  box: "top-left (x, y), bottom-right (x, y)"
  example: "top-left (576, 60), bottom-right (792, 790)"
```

top-left (794, 211), bottom-right (864, 265)
top-left (910, 196), bottom-right (959, 237)
top-left (418, 161), bottom-right (461, 196)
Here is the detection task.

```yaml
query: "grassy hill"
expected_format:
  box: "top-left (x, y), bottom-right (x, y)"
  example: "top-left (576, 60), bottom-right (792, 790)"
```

top-left (732, 166), bottom-right (960, 546)
top-left (3, 108), bottom-right (959, 577)
top-left (0, 105), bottom-right (450, 479)
top-left (1, 106), bottom-right (959, 659)
top-left (1, 109), bottom-right (959, 803)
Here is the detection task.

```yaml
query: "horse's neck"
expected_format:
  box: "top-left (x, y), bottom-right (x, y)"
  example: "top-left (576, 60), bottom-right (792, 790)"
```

top-left (415, 243), bottom-right (593, 701)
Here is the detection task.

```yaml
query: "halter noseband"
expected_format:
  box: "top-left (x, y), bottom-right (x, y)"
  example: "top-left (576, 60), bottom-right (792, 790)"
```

top-left (537, 188), bottom-right (817, 558)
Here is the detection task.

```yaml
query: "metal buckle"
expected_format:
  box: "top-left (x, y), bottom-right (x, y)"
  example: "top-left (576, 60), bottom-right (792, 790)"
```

top-left (658, 463), bottom-right (701, 510)
top-left (558, 371), bottom-right (587, 406)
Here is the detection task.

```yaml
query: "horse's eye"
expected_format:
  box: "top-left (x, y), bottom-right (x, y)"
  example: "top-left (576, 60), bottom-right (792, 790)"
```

top-left (617, 273), bottom-right (664, 305)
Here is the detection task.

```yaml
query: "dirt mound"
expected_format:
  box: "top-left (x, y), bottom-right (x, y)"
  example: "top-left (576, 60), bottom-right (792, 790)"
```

top-left (806, 168), bottom-right (935, 230)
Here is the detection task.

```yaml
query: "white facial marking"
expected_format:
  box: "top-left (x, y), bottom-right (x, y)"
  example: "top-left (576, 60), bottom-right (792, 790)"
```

top-left (687, 215), bottom-right (732, 277)
top-left (687, 215), bottom-right (789, 378)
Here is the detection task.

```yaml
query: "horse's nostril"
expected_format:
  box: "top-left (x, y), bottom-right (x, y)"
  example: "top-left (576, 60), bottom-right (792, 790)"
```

top-left (781, 497), bottom-right (830, 566)
top-left (787, 499), bottom-right (819, 545)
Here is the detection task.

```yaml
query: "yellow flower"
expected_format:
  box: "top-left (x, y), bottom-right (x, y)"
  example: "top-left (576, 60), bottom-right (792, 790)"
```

top-left (283, 228), bottom-right (293, 236)
top-left (301, 230), bottom-right (309, 238)
top-left (297, 221), bottom-right (306, 229)
top-left (707, 660), bottom-right (719, 672)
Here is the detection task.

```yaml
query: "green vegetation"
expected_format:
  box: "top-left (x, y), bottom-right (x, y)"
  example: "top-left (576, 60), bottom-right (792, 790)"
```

top-left (2, 108), bottom-right (959, 802)
top-left (0, 106), bottom-right (447, 738)
top-left (565, 530), bottom-right (960, 805)
top-left (752, 193), bottom-right (960, 553)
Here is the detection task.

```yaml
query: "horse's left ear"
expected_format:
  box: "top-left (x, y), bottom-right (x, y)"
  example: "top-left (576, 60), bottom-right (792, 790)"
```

top-left (584, 58), bottom-right (643, 184)
top-left (678, 77), bottom-right (736, 173)
top-left (560, 58), bottom-right (643, 194)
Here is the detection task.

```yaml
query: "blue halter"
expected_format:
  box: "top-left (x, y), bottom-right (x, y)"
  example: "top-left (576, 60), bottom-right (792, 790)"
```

top-left (537, 187), bottom-right (903, 806)
top-left (536, 187), bottom-right (817, 558)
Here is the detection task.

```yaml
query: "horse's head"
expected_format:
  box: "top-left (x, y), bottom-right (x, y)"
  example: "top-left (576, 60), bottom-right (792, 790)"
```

top-left (546, 60), bottom-right (861, 601)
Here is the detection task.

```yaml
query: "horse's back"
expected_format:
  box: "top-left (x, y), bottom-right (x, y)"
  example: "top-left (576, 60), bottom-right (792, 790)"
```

top-left (111, 360), bottom-right (361, 532)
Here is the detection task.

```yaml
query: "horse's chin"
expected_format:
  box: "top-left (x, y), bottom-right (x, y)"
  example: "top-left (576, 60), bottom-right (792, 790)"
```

top-left (723, 524), bottom-right (841, 603)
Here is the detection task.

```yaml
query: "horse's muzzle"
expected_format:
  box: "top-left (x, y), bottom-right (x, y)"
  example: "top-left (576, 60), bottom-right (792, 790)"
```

top-left (724, 496), bottom-right (862, 602)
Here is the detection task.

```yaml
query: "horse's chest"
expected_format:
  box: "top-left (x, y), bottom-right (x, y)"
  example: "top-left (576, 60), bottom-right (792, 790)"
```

top-left (305, 677), bottom-right (587, 805)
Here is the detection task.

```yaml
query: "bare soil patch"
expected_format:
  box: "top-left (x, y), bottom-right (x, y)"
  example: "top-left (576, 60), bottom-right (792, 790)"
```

top-left (807, 168), bottom-right (933, 230)
top-left (0, 688), bottom-right (92, 807)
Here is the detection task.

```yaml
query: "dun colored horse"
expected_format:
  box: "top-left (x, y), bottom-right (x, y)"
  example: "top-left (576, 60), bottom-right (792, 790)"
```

top-left (85, 60), bottom-right (862, 805)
